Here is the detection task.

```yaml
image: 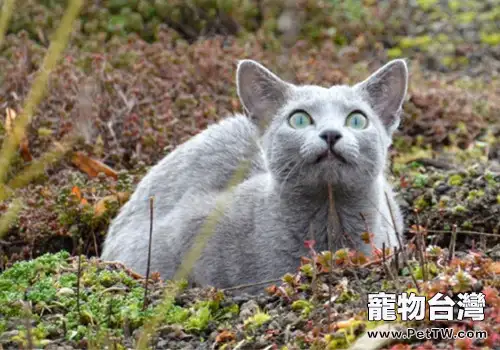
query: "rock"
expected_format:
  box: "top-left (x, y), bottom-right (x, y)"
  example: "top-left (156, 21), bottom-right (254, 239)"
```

top-left (0, 330), bottom-right (19, 343)
top-left (56, 287), bottom-right (75, 297)
top-left (268, 320), bottom-right (281, 330)
top-left (435, 184), bottom-right (451, 195)
top-left (283, 311), bottom-right (299, 326)
top-left (239, 300), bottom-right (259, 320)
top-left (487, 244), bottom-right (500, 259)
top-left (232, 293), bottom-right (251, 305)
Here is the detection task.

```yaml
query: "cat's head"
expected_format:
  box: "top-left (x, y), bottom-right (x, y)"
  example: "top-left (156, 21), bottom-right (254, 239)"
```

top-left (236, 59), bottom-right (408, 191)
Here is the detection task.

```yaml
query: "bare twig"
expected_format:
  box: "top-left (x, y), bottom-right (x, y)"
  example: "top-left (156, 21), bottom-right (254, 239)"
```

top-left (76, 240), bottom-right (82, 318)
top-left (222, 278), bottom-right (282, 292)
top-left (448, 224), bottom-right (458, 262)
top-left (143, 196), bottom-right (155, 311)
top-left (309, 223), bottom-right (318, 296)
top-left (414, 210), bottom-right (427, 281)
top-left (92, 230), bottom-right (99, 256)
top-left (427, 229), bottom-right (499, 238)
top-left (385, 192), bottom-right (420, 292)
top-left (107, 300), bottom-right (113, 329)
top-left (393, 246), bottom-right (399, 273)
top-left (382, 242), bottom-right (397, 285)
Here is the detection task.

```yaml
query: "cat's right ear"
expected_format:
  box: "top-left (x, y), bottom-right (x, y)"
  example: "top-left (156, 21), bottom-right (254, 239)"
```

top-left (236, 60), bottom-right (291, 131)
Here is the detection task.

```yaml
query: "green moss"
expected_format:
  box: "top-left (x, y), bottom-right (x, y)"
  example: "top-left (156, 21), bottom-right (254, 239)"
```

top-left (461, 221), bottom-right (473, 229)
top-left (184, 305), bottom-right (212, 332)
top-left (244, 310), bottom-right (271, 329)
top-left (448, 0), bottom-right (462, 12)
top-left (414, 195), bottom-right (430, 210)
top-left (457, 11), bottom-right (476, 24)
top-left (467, 190), bottom-right (485, 201)
top-left (292, 300), bottom-right (314, 317)
top-left (399, 35), bottom-right (432, 49)
top-left (416, 0), bottom-right (439, 11)
top-left (452, 205), bottom-right (467, 214)
top-left (299, 263), bottom-right (314, 278)
top-left (336, 290), bottom-right (360, 304)
top-left (485, 172), bottom-right (498, 186)
top-left (438, 195), bottom-right (451, 209)
top-left (413, 173), bottom-right (429, 188)
top-left (480, 32), bottom-right (500, 46)
top-left (387, 47), bottom-right (403, 59)
top-left (436, 33), bottom-right (449, 43)
top-left (448, 174), bottom-right (463, 186)
top-left (0, 252), bottom-right (237, 345)
top-left (441, 55), bottom-right (469, 68)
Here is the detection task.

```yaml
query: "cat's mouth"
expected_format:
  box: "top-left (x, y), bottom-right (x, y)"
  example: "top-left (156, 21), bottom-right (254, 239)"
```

top-left (315, 150), bottom-right (347, 164)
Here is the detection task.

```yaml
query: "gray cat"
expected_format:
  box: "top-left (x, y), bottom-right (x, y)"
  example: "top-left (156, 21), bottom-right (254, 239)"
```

top-left (101, 59), bottom-right (408, 292)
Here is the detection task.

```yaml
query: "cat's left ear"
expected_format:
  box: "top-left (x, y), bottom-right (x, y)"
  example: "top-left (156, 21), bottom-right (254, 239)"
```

top-left (354, 59), bottom-right (408, 135)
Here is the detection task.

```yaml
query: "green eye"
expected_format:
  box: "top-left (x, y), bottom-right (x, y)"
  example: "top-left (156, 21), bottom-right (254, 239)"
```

top-left (288, 111), bottom-right (313, 129)
top-left (345, 111), bottom-right (368, 130)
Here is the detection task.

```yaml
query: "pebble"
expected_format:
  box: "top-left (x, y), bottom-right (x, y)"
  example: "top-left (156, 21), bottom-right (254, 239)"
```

top-left (0, 330), bottom-right (19, 343)
top-left (239, 300), bottom-right (260, 320)
top-left (56, 287), bottom-right (75, 297)
top-left (435, 184), bottom-right (451, 195)
top-left (283, 312), bottom-right (299, 326)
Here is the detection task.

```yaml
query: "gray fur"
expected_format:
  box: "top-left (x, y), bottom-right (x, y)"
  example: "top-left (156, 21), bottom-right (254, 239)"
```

top-left (101, 59), bottom-right (408, 293)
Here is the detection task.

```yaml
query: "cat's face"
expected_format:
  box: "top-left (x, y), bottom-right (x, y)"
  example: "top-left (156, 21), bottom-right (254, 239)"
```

top-left (237, 59), bottom-right (408, 191)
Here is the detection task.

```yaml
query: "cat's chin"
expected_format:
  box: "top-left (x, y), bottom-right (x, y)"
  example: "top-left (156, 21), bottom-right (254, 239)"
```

top-left (315, 150), bottom-right (348, 164)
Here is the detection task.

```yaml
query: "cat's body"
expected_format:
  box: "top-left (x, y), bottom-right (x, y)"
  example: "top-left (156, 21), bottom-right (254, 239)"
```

top-left (101, 59), bottom-right (408, 293)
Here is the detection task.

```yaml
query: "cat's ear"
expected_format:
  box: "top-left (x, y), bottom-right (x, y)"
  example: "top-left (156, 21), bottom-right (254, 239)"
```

top-left (237, 59), bottom-right (291, 131)
top-left (354, 59), bottom-right (408, 135)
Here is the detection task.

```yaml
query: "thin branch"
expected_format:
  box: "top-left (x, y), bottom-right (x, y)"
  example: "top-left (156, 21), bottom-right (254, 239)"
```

top-left (385, 192), bottom-right (420, 292)
top-left (414, 210), bottom-right (427, 281)
top-left (427, 229), bottom-right (499, 238)
top-left (76, 241), bottom-right (82, 318)
top-left (448, 224), bottom-right (458, 262)
top-left (143, 196), bottom-right (155, 310)
top-left (222, 278), bottom-right (282, 292)
top-left (309, 223), bottom-right (318, 296)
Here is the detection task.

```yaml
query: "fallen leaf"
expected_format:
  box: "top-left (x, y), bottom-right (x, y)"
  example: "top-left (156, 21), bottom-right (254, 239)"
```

top-left (40, 187), bottom-right (52, 198)
top-left (72, 151), bottom-right (118, 180)
top-left (93, 192), bottom-right (130, 216)
top-left (20, 138), bottom-right (32, 162)
top-left (361, 231), bottom-right (373, 244)
top-left (150, 271), bottom-right (161, 282)
top-left (265, 285), bottom-right (277, 295)
top-left (5, 108), bottom-right (32, 162)
top-left (71, 186), bottom-right (88, 205)
top-left (215, 330), bottom-right (236, 344)
top-left (489, 261), bottom-right (500, 275)
top-left (71, 186), bottom-right (83, 200)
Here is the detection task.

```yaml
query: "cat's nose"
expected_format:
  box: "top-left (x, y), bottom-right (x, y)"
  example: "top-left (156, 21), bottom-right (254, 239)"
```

top-left (319, 130), bottom-right (343, 147)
